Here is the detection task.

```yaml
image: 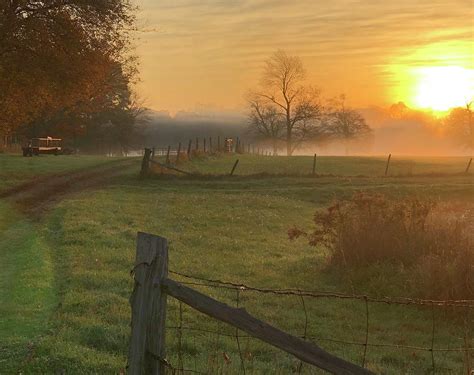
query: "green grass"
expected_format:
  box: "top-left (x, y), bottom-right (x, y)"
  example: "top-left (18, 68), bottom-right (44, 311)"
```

top-left (0, 202), bottom-right (56, 373)
top-left (1, 154), bottom-right (473, 373)
top-left (178, 154), bottom-right (472, 177)
top-left (0, 154), bottom-right (117, 192)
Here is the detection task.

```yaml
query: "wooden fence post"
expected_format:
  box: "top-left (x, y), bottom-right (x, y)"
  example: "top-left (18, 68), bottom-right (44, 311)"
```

top-left (312, 154), bottom-right (317, 176)
top-left (217, 136), bottom-right (221, 152)
top-left (176, 142), bottom-right (181, 164)
top-left (465, 157), bottom-right (472, 173)
top-left (203, 138), bottom-right (206, 153)
top-left (230, 159), bottom-right (239, 176)
top-left (140, 148), bottom-right (152, 178)
top-left (128, 232), bottom-right (168, 374)
top-left (384, 154), bottom-right (391, 176)
top-left (187, 140), bottom-right (192, 159)
top-left (165, 146), bottom-right (171, 165)
top-left (151, 147), bottom-right (155, 160)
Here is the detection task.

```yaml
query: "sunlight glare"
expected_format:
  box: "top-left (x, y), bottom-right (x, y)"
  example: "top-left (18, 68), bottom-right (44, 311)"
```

top-left (413, 66), bottom-right (473, 111)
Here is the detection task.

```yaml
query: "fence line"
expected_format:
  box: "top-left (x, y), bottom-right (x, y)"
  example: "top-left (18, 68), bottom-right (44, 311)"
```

top-left (140, 144), bottom-right (473, 179)
top-left (128, 232), bottom-right (473, 374)
top-left (128, 232), bottom-right (373, 374)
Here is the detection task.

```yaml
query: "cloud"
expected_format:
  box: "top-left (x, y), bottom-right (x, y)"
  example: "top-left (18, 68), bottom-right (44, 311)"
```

top-left (135, 0), bottom-right (473, 111)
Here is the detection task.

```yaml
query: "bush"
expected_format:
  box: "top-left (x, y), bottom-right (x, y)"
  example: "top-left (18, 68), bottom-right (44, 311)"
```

top-left (289, 192), bottom-right (474, 299)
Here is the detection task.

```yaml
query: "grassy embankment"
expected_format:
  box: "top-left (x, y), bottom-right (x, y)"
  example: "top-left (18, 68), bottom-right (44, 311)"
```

top-left (1, 153), bottom-right (472, 373)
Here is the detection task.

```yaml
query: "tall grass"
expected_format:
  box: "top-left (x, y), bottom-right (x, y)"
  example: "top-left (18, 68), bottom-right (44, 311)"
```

top-left (289, 192), bottom-right (474, 300)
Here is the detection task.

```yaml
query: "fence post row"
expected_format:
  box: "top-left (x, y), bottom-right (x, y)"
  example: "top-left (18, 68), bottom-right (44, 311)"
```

top-left (128, 232), bottom-right (373, 375)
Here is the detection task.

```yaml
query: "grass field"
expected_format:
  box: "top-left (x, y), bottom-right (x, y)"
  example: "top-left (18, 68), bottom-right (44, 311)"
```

top-left (0, 153), bottom-right (472, 373)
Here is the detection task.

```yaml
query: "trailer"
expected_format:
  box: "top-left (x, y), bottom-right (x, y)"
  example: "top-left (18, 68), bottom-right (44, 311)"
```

top-left (22, 137), bottom-right (62, 156)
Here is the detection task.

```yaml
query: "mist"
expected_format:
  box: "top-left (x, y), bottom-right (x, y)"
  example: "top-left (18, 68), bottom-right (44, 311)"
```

top-left (143, 106), bottom-right (470, 156)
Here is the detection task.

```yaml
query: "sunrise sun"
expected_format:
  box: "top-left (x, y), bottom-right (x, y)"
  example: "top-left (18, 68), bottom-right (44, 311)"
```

top-left (413, 66), bottom-right (474, 111)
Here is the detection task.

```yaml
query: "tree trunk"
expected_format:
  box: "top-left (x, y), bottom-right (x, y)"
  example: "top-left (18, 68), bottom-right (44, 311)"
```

top-left (286, 113), bottom-right (292, 156)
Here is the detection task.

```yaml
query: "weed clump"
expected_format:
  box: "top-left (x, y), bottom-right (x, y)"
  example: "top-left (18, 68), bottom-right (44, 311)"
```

top-left (289, 192), bottom-right (473, 299)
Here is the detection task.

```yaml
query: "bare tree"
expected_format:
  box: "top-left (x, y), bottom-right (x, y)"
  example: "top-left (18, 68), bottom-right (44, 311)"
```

top-left (325, 95), bottom-right (372, 154)
top-left (247, 94), bottom-right (284, 154)
top-left (249, 50), bottom-right (323, 155)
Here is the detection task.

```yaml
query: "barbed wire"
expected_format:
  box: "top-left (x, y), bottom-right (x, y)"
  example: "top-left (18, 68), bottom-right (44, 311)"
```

top-left (164, 270), bottom-right (473, 373)
top-left (169, 270), bottom-right (474, 308)
top-left (165, 325), bottom-right (474, 353)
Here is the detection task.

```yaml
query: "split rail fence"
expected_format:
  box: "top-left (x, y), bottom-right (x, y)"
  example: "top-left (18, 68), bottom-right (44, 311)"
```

top-left (127, 232), bottom-right (473, 374)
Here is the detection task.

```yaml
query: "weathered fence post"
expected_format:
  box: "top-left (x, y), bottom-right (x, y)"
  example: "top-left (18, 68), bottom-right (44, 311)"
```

top-left (384, 154), bottom-right (391, 176)
top-left (165, 146), bottom-right (171, 165)
top-left (187, 140), bottom-right (192, 159)
top-left (203, 138), bottom-right (206, 153)
top-left (151, 147), bottom-right (155, 160)
top-left (465, 157), bottom-right (472, 173)
top-left (140, 148), bottom-right (152, 178)
top-left (312, 154), bottom-right (317, 176)
top-left (230, 159), bottom-right (239, 176)
top-left (128, 232), bottom-right (168, 374)
top-left (176, 142), bottom-right (181, 164)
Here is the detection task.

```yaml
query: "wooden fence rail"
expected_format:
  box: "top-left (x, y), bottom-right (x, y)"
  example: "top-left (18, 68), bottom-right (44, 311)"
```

top-left (128, 232), bottom-right (373, 375)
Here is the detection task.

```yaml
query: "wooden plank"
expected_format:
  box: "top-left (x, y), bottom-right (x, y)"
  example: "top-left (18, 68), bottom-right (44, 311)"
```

top-left (230, 159), bottom-right (239, 176)
top-left (465, 157), bottom-right (472, 173)
top-left (162, 279), bottom-right (372, 375)
top-left (149, 159), bottom-right (193, 175)
top-left (128, 233), bottom-right (168, 375)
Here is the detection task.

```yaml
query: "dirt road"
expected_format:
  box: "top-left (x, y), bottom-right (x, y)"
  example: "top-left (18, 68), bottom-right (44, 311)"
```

top-left (0, 158), bottom-right (137, 217)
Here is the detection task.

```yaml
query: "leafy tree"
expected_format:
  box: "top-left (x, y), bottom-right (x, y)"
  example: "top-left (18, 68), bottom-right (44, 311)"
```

top-left (0, 0), bottom-right (138, 146)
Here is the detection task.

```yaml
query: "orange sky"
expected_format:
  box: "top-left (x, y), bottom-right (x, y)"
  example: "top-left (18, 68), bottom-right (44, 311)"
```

top-left (134, 0), bottom-right (473, 113)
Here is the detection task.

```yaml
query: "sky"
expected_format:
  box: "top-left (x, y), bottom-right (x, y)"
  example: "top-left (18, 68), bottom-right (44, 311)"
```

top-left (134, 0), bottom-right (473, 114)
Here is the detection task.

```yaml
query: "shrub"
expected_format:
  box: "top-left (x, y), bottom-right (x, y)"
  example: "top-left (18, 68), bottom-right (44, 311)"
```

top-left (289, 192), bottom-right (474, 299)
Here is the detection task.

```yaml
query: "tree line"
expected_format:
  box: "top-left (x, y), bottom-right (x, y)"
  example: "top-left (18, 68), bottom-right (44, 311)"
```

top-left (0, 0), bottom-right (143, 154)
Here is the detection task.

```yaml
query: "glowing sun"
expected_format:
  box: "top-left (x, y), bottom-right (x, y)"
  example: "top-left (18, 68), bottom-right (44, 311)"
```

top-left (413, 66), bottom-right (473, 111)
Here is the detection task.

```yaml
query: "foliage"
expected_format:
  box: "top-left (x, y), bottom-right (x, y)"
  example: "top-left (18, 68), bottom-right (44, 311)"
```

top-left (289, 192), bottom-right (474, 299)
top-left (0, 0), bottom-right (142, 153)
